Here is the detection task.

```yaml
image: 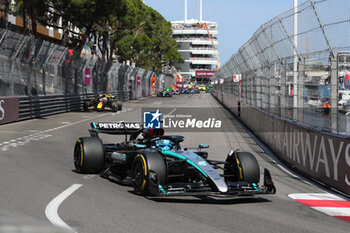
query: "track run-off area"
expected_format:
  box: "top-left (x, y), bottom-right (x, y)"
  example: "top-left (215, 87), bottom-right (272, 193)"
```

top-left (0, 93), bottom-right (349, 233)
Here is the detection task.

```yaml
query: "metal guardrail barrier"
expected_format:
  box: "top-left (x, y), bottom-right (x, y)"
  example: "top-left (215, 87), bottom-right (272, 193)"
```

top-left (16, 92), bottom-right (127, 121)
top-left (0, 28), bottom-right (156, 99)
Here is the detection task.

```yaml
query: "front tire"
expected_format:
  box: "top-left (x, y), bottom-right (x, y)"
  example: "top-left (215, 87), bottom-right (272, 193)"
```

top-left (74, 137), bottom-right (104, 173)
top-left (131, 152), bottom-right (167, 195)
top-left (224, 151), bottom-right (260, 184)
top-left (236, 152), bottom-right (260, 184)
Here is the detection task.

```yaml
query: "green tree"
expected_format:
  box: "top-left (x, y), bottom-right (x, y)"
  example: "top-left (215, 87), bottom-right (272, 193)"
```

top-left (10, 0), bottom-right (183, 71)
top-left (111, 0), bottom-right (183, 72)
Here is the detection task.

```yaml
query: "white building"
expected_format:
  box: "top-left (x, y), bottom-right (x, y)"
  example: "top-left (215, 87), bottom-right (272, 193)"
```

top-left (171, 19), bottom-right (219, 83)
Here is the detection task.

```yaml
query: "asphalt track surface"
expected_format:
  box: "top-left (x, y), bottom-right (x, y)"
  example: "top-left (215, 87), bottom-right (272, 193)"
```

top-left (0, 93), bottom-right (349, 233)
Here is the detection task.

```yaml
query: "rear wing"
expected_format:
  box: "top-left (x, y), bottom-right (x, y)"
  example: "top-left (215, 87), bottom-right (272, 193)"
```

top-left (89, 122), bottom-right (142, 136)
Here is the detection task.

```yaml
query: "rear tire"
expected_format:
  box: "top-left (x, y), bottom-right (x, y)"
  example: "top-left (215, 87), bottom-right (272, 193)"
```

top-left (131, 152), bottom-right (167, 195)
top-left (74, 137), bottom-right (104, 173)
top-left (111, 101), bottom-right (118, 112)
top-left (83, 102), bottom-right (88, 111)
top-left (236, 152), bottom-right (260, 184)
top-left (117, 101), bottom-right (123, 111)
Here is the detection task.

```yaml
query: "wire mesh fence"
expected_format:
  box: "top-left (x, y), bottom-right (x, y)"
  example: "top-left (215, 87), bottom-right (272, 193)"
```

top-left (0, 28), bottom-right (156, 101)
top-left (212, 0), bottom-right (350, 135)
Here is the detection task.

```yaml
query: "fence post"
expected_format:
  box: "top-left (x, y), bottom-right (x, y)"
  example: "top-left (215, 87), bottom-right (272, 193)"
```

top-left (298, 63), bottom-right (304, 124)
top-left (281, 62), bottom-right (286, 118)
top-left (330, 59), bottom-right (338, 134)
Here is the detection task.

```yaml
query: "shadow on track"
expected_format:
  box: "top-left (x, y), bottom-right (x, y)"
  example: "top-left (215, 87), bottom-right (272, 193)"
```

top-left (127, 191), bottom-right (271, 205)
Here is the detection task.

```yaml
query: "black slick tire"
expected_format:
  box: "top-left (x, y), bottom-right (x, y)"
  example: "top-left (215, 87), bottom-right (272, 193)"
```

top-left (117, 101), bottom-right (122, 111)
top-left (236, 152), bottom-right (260, 184)
top-left (131, 152), bottom-right (167, 195)
top-left (111, 101), bottom-right (118, 112)
top-left (83, 102), bottom-right (89, 111)
top-left (74, 137), bottom-right (104, 173)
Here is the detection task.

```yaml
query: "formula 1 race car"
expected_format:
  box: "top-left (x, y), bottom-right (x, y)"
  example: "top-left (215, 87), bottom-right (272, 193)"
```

top-left (84, 94), bottom-right (122, 112)
top-left (73, 122), bottom-right (276, 197)
top-left (181, 88), bottom-right (192, 94)
top-left (198, 84), bottom-right (207, 91)
top-left (157, 88), bottom-right (173, 97)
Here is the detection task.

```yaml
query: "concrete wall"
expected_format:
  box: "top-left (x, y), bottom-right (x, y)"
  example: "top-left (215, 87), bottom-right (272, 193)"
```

top-left (213, 90), bottom-right (350, 195)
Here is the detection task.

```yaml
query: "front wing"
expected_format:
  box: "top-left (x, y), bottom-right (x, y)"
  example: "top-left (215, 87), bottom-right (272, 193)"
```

top-left (149, 168), bottom-right (276, 197)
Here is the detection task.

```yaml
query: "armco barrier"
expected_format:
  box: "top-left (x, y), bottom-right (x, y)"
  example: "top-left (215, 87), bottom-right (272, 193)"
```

top-left (0, 91), bottom-right (129, 124)
top-left (212, 93), bottom-right (350, 195)
top-left (18, 94), bottom-right (85, 121)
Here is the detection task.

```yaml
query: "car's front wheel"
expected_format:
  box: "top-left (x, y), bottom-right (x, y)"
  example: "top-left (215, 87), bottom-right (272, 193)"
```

top-left (131, 152), bottom-right (167, 195)
top-left (224, 151), bottom-right (260, 184)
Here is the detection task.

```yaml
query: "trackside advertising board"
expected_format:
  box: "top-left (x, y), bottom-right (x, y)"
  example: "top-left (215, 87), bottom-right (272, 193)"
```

top-left (239, 103), bottom-right (350, 195)
top-left (0, 97), bottom-right (19, 125)
top-left (195, 70), bottom-right (216, 78)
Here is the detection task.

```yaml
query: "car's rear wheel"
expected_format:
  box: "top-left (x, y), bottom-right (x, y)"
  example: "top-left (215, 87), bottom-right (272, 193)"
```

top-left (131, 152), bottom-right (167, 195)
top-left (74, 137), bottom-right (104, 173)
top-left (111, 101), bottom-right (118, 112)
top-left (83, 101), bottom-right (89, 111)
top-left (117, 101), bottom-right (123, 111)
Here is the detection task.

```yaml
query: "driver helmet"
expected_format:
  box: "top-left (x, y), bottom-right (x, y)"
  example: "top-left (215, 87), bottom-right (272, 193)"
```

top-left (156, 139), bottom-right (172, 151)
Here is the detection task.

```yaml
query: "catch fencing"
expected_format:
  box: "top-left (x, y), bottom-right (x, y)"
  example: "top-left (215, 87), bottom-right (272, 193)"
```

top-left (212, 0), bottom-right (350, 195)
top-left (212, 0), bottom-right (350, 135)
top-left (0, 28), bottom-right (157, 101)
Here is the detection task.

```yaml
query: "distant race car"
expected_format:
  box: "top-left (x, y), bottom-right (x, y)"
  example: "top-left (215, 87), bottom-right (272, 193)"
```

top-left (198, 84), bottom-right (207, 91)
top-left (191, 88), bottom-right (199, 94)
top-left (181, 88), bottom-right (192, 94)
top-left (206, 86), bottom-right (213, 93)
top-left (84, 94), bottom-right (122, 112)
top-left (173, 89), bottom-right (181, 95)
top-left (157, 88), bottom-right (173, 97)
top-left (73, 122), bottom-right (276, 197)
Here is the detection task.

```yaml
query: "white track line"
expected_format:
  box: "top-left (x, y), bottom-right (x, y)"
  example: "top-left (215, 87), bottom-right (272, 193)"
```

top-left (0, 112), bottom-right (112, 152)
top-left (45, 184), bottom-right (82, 232)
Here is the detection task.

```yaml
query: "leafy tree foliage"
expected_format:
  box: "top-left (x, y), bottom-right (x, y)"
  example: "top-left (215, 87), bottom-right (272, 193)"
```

top-left (9, 0), bottom-right (183, 72)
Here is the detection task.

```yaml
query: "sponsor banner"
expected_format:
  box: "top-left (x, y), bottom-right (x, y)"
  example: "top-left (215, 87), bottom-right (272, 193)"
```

top-left (0, 96), bottom-right (19, 125)
top-left (195, 70), bottom-right (216, 78)
top-left (137, 76), bottom-right (141, 86)
top-left (142, 108), bottom-right (224, 132)
top-left (239, 103), bottom-right (350, 195)
top-left (233, 74), bottom-right (241, 82)
top-left (85, 68), bottom-right (91, 85)
top-left (176, 81), bottom-right (183, 88)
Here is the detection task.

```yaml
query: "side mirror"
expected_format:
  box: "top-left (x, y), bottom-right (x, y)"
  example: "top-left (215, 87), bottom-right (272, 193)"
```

top-left (199, 144), bottom-right (209, 149)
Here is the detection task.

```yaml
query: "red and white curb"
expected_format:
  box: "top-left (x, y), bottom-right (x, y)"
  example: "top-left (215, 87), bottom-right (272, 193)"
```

top-left (288, 193), bottom-right (350, 223)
